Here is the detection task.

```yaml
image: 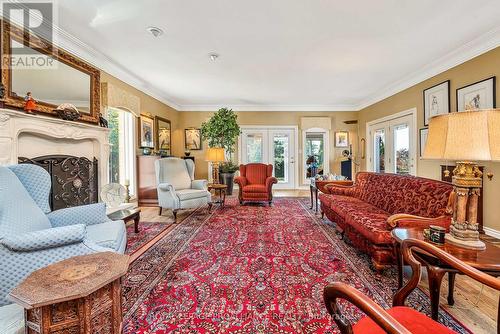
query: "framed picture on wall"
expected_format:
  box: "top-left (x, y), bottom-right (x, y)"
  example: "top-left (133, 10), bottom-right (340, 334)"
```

top-left (423, 80), bottom-right (450, 126)
top-left (155, 116), bottom-right (171, 155)
top-left (334, 131), bottom-right (349, 148)
top-left (185, 128), bottom-right (202, 150)
top-left (419, 128), bottom-right (428, 157)
top-left (456, 76), bottom-right (496, 111)
top-left (139, 114), bottom-right (154, 148)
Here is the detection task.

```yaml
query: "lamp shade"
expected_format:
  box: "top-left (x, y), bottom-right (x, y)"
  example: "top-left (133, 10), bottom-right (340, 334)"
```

top-left (205, 147), bottom-right (225, 162)
top-left (423, 109), bottom-right (500, 161)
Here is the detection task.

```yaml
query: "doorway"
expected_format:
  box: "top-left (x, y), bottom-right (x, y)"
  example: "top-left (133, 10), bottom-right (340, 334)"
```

top-left (366, 108), bottom-right (417, 175)
top-left (239, 126), bottom-right (298, 189)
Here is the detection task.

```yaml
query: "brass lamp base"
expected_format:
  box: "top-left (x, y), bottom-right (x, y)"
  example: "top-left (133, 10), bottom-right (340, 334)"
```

top-left (445, 233), bottom-right (485, 250)
top-left (446, 161), bottom-right (485, 250)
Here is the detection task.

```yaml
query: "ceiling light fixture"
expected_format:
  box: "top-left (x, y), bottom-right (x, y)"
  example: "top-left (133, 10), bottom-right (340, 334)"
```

top-left (209, 53), bottom-right (219, 61)
top-left (146, 26), bottom-right (164, 38)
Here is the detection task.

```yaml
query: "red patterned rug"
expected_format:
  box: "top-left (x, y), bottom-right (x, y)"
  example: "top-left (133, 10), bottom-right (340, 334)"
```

top-left (125, 222), bottom-right (171, 255)
top-left (122, 198), bottom-right (470, 333)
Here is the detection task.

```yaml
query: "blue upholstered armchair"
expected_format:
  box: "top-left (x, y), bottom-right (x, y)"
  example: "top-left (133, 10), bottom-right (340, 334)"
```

top-left (0, 164), bottom-right (127, 308)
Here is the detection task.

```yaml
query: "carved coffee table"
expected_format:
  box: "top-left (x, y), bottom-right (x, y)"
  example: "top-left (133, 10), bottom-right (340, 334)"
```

top-left (9, 252), bottom-right (129, 334)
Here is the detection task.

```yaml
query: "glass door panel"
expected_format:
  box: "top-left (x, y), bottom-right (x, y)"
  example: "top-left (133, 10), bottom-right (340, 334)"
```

top-left (393, 124), bottom-right (410, 175)
top-left (273, 135), bottom-right (289, 182)
top-left (245, 134), bottom-right (264, 163)
top-left (373, 129), bottom-right (385, 173)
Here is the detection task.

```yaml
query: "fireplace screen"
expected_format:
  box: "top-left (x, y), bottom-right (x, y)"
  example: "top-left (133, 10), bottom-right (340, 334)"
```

top-left (18, 155), bottom-right (98, 210)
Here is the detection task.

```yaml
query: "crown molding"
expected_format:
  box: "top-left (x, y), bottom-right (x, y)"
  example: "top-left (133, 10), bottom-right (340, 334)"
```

top-left (356, 26), bottom-right (500, 110)
top-left (178, 104), bottom-right (359, 112)
top-left (2, 3), bottom-right (499, 114)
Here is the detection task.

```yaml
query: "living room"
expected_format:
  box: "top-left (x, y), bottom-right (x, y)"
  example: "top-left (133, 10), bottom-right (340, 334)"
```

top-left (1, 1), bottom-right (500, 333)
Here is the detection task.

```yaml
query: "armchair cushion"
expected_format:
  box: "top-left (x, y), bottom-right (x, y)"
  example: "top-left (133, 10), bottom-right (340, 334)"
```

top-left (191, 179), bottom-right (208, 190)
top-left (242, 184), bottom-right (267, 193)
top-left (47, 203), bottom-right (110, 227)
top-left (353, 306), bottom-right (455, 334)
top-left (86, 220), bottom-right (126, 253)
top-left (1, 224), bottom-right (86, 252)
top-left (176, 189), bottom-right (210, 201)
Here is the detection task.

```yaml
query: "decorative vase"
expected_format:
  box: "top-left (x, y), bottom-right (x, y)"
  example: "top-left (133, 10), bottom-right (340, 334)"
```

top-left (220, 172), bottom-right (235, 195)
top-left (142, 147), bottom-right (152, 155)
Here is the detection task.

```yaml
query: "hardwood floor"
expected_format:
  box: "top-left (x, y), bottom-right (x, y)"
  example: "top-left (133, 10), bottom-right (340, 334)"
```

top-left (134, 191), bottom-right (498, 333)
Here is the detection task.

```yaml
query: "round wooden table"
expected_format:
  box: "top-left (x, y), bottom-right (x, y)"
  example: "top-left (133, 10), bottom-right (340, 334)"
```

top-left (392, 227), bottom-right (500, 321)
top-left (208, 183), bottom-right (227, 208)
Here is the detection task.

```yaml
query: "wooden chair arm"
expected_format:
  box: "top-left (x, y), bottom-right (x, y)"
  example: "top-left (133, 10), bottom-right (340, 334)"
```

top-left (387, 214), bottom-right (451, 230)
top-left (324, 282), bottom-right (411, 334)
top-left (393, 238), bottom-right (500, 307)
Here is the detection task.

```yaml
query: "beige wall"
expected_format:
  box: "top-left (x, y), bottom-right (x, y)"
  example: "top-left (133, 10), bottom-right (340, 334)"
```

top-left (178, 111), bottom-right (359, 182)
top-left (100, 71), bottom-right (180, 151)
top-left (357, 46), bottom-right (500, 231)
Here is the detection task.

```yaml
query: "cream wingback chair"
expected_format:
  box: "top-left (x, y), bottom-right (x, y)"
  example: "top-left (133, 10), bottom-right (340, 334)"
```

top-left (155, 157), bottom-right (212, 221)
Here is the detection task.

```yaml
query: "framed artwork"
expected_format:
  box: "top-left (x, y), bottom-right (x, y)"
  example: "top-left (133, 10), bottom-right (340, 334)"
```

top-left (423, 80), bottom-right (450, 125)
top-left (456, 76), bottom-right (496, 111)
top-left (419, 128), bottom-right (428, 158)
top-left (335, 131), bottom-right (349, 148)
top-left (155, 116), bottom-right (171, 155)
top-left (139, 114), bottom-right (154, 148)
top-left (185, 128), bottom-right (202, 150)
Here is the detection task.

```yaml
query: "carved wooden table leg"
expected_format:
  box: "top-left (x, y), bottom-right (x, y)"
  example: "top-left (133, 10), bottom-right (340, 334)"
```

top-left (395, 242), bottom-right (403, 289)
top-left (427, 265), bottom-right (447, 320)
top-left (447, 272), bottom-right (456, 306)
top-left (310, 184), bottom-right (314, 209)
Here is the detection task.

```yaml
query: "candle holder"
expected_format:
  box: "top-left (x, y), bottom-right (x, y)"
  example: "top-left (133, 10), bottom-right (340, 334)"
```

top-left (124, 184), bottom-right (131, 203)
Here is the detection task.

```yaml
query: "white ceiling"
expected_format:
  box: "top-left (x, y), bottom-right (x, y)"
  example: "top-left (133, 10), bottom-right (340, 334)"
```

top-left (33, 1), bottom-right (500, 110)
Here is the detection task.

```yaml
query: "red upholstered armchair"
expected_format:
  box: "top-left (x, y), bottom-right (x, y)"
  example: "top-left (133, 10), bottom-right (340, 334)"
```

top-left (234, 163), bottom-right (277, 205)
top-left (324, 238), bottom-right (500, 334)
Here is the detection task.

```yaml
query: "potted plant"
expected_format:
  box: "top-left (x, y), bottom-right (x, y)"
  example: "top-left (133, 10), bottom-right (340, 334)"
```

top-left (201, 108), bottom-right (241, 194)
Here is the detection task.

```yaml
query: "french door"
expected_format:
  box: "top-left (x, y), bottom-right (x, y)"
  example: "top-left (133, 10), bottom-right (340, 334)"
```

top-left (239, 127), bottom-right (297, 189)
top-left (367, 112), bottom-right (416, 175)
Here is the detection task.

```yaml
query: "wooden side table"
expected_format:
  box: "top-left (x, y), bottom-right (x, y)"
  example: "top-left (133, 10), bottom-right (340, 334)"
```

top-left (9, 252), bottom-right (129, 334)
top-left (208, 183), bottom-right (227, 208)
top-left (108, 208), bottom-right (141, 233)
top-left (310, 179), bottom-right (353, 213)
top-left (392, 228), bottom-right (500, 321)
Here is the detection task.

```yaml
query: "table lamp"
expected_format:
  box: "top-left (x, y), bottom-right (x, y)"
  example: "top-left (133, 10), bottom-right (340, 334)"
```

top-left (205, 147), bottom-right (225, 184)
top-left (423, 109), bottom-right (500, 250)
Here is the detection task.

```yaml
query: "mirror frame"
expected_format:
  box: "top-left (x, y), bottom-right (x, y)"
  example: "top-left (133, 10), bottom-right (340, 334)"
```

top-left (1, 20), bottom-right (101, 124)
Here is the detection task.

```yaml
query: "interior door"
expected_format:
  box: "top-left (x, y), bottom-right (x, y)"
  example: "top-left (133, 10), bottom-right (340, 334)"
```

top-left (240, 127), bottom-right (296, 189)
top-left (368, 113), bottom-right (416, 175)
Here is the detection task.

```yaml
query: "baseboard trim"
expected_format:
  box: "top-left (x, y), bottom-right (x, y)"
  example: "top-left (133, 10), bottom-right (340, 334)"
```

top-left (483, 227), bottom-right (500, 239)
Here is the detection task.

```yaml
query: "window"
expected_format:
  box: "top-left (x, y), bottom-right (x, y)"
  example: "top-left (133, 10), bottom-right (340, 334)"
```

top-left (108, 107), bottom-right (136, 195)
top-left (303, 129), bottom-right (329, 183)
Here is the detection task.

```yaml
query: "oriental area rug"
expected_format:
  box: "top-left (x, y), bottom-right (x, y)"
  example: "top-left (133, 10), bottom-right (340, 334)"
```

top-left (122, 198), bottom-right (470, 333)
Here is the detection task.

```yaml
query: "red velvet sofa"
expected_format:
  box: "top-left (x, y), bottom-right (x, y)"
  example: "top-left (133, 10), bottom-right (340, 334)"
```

top-left (234, 163), bottom-right (278, 205)
top-left (319, 172), bottom-right (453, 270)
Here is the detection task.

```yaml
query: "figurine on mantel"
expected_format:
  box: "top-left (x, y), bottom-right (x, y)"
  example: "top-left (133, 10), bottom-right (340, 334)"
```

top-left (24, 92), bottom-right (36, 114)
top-left (99, 112), bottom-right (108, 128)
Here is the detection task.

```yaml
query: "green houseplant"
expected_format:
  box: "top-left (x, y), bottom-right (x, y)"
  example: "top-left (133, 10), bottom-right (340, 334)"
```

top-left (201, 108), bottom-right (241, 194)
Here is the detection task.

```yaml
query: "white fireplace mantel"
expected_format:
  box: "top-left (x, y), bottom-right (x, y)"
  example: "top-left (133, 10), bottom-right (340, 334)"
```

top-left (0, 108), bottom-right (111, 187)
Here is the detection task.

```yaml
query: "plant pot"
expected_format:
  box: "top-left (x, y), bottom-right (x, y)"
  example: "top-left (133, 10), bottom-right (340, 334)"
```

top-left (219, 172), bottom-right (235, 195)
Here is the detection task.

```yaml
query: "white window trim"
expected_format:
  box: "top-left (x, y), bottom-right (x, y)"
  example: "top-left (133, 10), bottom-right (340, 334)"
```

top-left (365, 107), bottom-right (417, 175)
top-left (302, 127), bottom-right (330, 185)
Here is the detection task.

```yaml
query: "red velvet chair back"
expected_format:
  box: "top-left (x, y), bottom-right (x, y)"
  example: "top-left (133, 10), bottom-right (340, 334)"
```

top-left (239, 163), bottom-right (273, 185)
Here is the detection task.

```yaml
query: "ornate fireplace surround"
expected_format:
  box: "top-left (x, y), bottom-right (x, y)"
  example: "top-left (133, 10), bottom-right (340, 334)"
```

top-left (0, 108), bottom-right (110, 190)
